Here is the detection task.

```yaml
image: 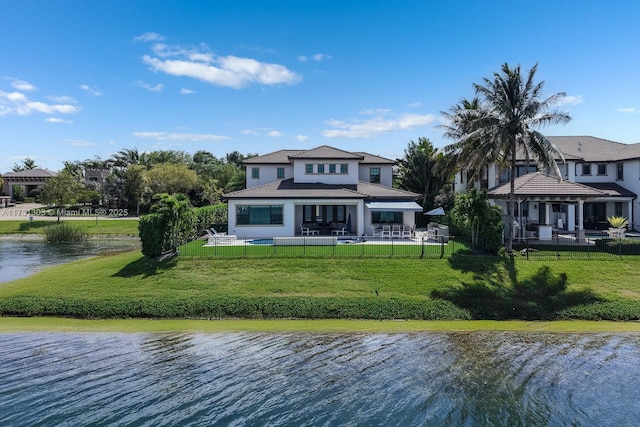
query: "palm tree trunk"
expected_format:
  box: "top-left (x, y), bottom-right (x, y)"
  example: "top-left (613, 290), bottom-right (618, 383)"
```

top-left (507, 142), bottom-right (517, 254)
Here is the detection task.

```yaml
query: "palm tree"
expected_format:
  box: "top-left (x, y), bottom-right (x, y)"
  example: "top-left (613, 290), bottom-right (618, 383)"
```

top-left (443, 63), bottom-right (570, 253)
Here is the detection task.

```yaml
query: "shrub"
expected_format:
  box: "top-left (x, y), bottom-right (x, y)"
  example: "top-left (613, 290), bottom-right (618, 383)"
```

top-left (138, 213), bottom-right (171, 257)
top-left (193, 204), bottom-right (228, 235)
top-left (44, 222), bottom-right (88, 243)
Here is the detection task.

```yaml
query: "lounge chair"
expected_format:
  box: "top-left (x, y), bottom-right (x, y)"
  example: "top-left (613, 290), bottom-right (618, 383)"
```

top-left (371, 225), bottom-right (382, 237)
top-left (207, 228), bottom-right (236, 244)
top-left (391, 224), bottom-right (402, 238)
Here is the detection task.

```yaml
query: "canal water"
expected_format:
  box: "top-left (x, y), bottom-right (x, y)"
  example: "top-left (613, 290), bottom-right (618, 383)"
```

top-left (1, 331), bottom-right (639, 426)
top-left (0, 240), bottom-right (140, 283)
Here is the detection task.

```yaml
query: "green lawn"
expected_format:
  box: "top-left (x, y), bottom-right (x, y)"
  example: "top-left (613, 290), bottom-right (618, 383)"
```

top-left (0, 219), bottom-right (139, 236)
top-left (1, 250), bottom-right (640, 321)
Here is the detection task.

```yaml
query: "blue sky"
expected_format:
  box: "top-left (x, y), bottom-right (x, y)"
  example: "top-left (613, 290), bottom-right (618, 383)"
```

top-left (1, 0), bottom-right (640, 172)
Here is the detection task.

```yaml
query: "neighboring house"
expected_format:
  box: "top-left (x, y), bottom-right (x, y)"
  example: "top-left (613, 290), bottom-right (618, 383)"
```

top-left (455, 136), bottom-right (640, 237)
top-left (222, 145), bottom-right (421, 238)
top-left (84, 168), bottom-right (111, 185)
top-left (2, 168), bottom-right (57, 201)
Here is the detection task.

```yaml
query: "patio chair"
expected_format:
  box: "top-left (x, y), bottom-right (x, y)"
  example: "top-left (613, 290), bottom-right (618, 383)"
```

top-left (300, 223), bottom-right (319, 236)
top-left (381, 224), bottom-right (391, 239)
top-left (391, 224), bottom-right (402, 238)
top-left (401, 224), bottom-right (415, 238)
top-left (371, 225), bottom-right (382, 237)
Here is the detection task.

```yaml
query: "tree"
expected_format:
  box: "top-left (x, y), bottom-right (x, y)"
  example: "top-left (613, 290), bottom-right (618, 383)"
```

top-left (150, 193), bottom-right (194, 254)
top-left (146, 163), bottom-right (199, 196)
top-left (443, 63), bottom-right (570, 253)
top-left (39, 172), bottom-right (84, 221)
top-left (450, 189), bottom-right (503, 254)
top-left (396, 138), bottom-right (453, 210)
top-left (124, 164), bottom-right (150, 216)
top-left (12, 157), bottom-right (38, 172)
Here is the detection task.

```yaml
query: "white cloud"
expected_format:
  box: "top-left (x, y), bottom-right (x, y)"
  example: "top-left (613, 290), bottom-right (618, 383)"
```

top-left (136, 81), bottom-right (165, 92)
top-left (556, 95), bottom-right (584, 106)
top-left (11, 79), bottom-right (37, 91)
top-left (133, 32), bottom-right (166, 43)
top-left (141, 39), bottom-right (301, 89)
top-left (0, 90), bottom-right (79, 116)
top-left (80, 84), bottom-right (103, 96)
top-left (312, 53), bottom-right (332, 61)
top-left (296, 135), bottom-right (309, 142)
top-left (322, 112), bottom-right (436, 139)
top-left (65, 139), bottom-right (97, 147)
top-left (48, 95), bottom-right (77, 103)
top-left (243, 128), bottom-right (283, 137)
top-left (360, 108), bottom-right (391, 115)
top-left (132, 131), bottom-right (230, 142)
top-left (408, 101), bottom-right (422, 108)
top-left (180, 88), bottom-right (195, 94)
top-left (297, 55), bottom-right (308, 62)
top-left (617, 107), bottom-right (640, 114)
top-left (45, 117), bottom-right (72, 124)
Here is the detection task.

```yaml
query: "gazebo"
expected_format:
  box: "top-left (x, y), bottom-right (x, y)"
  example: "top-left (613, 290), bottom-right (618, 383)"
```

top-left (487, 172), bottom-right (609, 240)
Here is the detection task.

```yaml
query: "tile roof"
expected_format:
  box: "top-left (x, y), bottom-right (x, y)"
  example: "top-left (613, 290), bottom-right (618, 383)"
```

top-left (487, 172), bottom-right (608, 199)
top-left (223, 178), bottom-right (419, 200)
top-left (242, 146), bottom-right (395, 164)
top-left (582, 182), bottom-right (637, 198)
top-left (509, 136), bottom-right (640, 163)
top-left (3, 168), bottom-right (57, 178)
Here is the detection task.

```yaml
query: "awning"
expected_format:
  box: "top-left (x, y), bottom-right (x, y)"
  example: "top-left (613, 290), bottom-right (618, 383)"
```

top-left (365, 201), bottom-right (422, 212)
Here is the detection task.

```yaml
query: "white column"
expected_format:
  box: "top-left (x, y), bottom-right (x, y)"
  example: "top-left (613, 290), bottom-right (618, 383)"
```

top-left (545, 202), bottom-right (551, 225)
top-left (356, 201), bottom-right (365, 236)
top-left (577, 200), bottom-right (585, 241)
top-left (567, 204), bottom-right (576, 231)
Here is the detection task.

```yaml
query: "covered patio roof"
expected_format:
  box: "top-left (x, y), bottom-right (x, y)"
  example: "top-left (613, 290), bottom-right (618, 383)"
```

top-left (487, 172), bottom-right (607, 202)
top-left (365, 201), bottom-right (422, 212)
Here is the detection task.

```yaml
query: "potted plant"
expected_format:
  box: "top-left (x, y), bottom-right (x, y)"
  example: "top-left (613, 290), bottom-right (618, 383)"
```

top-left (607, 216), bottom-right (628, 239)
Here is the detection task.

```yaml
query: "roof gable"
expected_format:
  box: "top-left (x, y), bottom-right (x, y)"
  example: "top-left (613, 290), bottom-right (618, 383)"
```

top-left (287, 145), bottom-right (364, 160)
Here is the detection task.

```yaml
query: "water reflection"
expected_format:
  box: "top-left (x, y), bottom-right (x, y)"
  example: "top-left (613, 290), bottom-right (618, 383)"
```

top-left (0, 240), bottom-right (140, 283)
top-left (1, 332), bottom-right (639, 426)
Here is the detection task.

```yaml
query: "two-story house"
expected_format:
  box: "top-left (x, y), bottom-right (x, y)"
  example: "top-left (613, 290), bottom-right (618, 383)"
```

top-left (222, 145), bottom-right (421, 238)
top-left (455, 136), bottom-right (640, 238)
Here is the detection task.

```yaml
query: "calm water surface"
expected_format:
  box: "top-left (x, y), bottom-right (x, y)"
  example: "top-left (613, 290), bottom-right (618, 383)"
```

top-left (0, 241), bottom-right (140, 283)
top-left (1, 332), bottom-right (639, 426)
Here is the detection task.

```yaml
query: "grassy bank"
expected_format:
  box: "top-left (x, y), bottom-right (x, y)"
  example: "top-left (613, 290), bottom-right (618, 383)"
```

top-left (2, 317), bottom-right (640, 333)
top-left (1, 250), bottom-right (640, 321)
top-left (0, 219), bottom-right (139, 236)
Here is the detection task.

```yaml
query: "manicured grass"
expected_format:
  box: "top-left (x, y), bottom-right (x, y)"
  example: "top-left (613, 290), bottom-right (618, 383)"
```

top-left (0, 219), bottom-right (139, 236)
top-left (1, 250), bottom-right (640, 321)
top-left (2, 317), bottom-right (640, 333)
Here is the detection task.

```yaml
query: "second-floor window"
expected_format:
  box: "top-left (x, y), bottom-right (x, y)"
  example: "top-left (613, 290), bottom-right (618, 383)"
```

top-left (251, 167), bottom-right (260, 179)
top-left (597, 164), bottom-right (607, 175)
top-left (617, 163), bottom-right (624, 180)
top-left (317, 164), bottom-right (325, 174)
top-left (582, 163), bottom-right (591, 175)
top-left (370, 167), bottom-right (380, 183)
top-left (340, 163), bottom-right (348, 174)
top-left (305, 164), bottom-right (313, 174)
top-left (277, 167), bottom-right (285, 179)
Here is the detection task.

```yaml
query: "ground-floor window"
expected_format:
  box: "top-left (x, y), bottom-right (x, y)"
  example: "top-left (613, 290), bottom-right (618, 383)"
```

top-left (303, 205), bottom-right (346, 224)
top-left (371, 211), bottom-right (403, 224)
top-left (236, 205), bottom-right (283, 225)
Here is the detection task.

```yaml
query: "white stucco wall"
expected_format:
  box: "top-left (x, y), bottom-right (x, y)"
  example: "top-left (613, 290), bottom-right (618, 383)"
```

top-left (292, 160), bottom-right (360, 184)
top-left (246, 165), bottom-right (294, 188)
top-left (357, 164), bottom-right (393, 187)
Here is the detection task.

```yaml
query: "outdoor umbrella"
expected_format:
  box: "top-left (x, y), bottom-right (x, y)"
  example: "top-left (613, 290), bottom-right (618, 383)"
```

top-left (425, 207), bottom-right (445, 216)
top-left (346, 213), bottom-right (352, 234)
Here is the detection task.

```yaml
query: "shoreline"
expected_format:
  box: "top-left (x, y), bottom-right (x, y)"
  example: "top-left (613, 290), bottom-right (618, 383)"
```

top-left (2, 317), bottom-right (640, 334)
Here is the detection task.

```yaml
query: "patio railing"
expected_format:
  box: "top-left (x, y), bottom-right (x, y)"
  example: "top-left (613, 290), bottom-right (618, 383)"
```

top-left (514, 236), bottom-right (640, 260)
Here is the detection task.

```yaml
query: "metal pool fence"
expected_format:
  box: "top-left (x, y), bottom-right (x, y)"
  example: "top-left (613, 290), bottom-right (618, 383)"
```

top-left (179, 235), bottom-right (469, 259)
top-left (514, 236), bottom-right (640, 260)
